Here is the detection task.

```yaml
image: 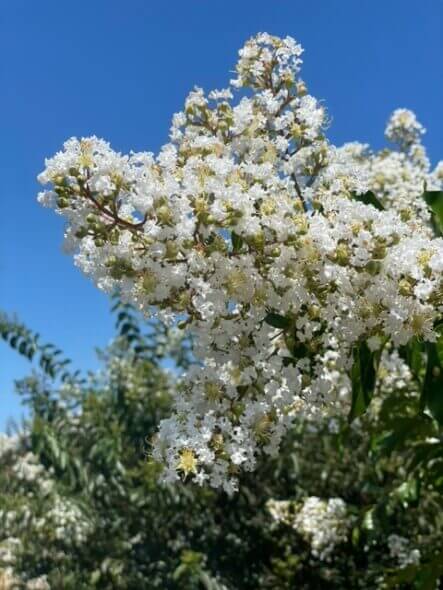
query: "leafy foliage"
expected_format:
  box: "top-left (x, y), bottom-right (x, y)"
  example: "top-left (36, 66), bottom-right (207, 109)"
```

top-left (349, 342), bottom-right (381, 420)
top-left (351, 190), bottom-right (385, 211)
top-left (1, 306), bottom-right (442, 589)
top-left (423, 190), bottom-right (443, 235)
top-left (0, 312), bottom-right (78, 383)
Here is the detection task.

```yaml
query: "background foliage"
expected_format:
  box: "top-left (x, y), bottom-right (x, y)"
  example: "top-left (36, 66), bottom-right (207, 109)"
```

top-left (1, 301), bottom-right (442, 589)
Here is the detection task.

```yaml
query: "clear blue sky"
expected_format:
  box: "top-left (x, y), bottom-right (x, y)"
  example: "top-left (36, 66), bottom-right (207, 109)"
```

top-left (1, 0), bottom-right (442, 430)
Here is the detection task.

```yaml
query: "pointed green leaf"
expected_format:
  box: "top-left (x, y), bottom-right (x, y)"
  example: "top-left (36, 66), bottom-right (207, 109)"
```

top-left (423, 190), bottom-right (443, 235)
top-left (264, 313), bottom-right (290, 330)
top-left (423, 329), bottom-right (443, 425)
top-left (231, 231), bottom-right (244, 253)
top-left (351, 190), bottom-right (384, 211)
top-left (349, 341), bottom-right (379, 420)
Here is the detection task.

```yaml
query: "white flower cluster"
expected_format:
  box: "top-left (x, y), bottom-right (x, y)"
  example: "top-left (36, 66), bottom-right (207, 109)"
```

top-left (0, 537), bottom-right (21, 568)
top-left (364, 108), bottom-right (439, 228)
top-left (38, 33), bottom-right (443, 491)
top-left (0, 571), bottom-right (50, 590)
top-left (0, 568), bottom-right (17, 589)
top-left (387, 534), bottom-right (421, 569)
top-left (377, 348), bottom-right (417, 395)
top-left (266, 498), bottom-right (292, 524)
top-left (1, 494), bottom-right (91, 549)
top-left (385, 109), bottom-right (425, 149)
top-left (230, 32), bottom-right (304, 91)
top-left (293, 497), bottom-right (350, 560)
top-left (267, 496), bottom-right (350, 560)
top-left (0, 435), bottom-right (91, 553)
top-left (0, 434), bottom-right (19, 459)
top-left (2, 444), bottom-right (55, 495)
top-left (45, 496), bottom-right (91, 544)
top-left (25, 576), bottom-right (51, 590)
top-left (13, 452), bottom-right (47, 484)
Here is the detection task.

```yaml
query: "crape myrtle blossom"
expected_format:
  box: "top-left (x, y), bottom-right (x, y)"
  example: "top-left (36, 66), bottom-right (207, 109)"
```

top-left (339, 108), bottom-right (439, 230)
top-left (264, 349), bottom-right (427, 569)
top-left (38, 33), bottom-right (443, 492)
top-left (267, 496), bottom-right (351, 561)
top-left (0, 434), bottom-right (92, 587)
top-left (387, 534), bottom-right (421, 570)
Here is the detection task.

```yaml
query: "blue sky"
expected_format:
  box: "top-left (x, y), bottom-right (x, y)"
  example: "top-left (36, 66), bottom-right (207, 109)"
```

top-left (1, 0), bottom-right (442, 430)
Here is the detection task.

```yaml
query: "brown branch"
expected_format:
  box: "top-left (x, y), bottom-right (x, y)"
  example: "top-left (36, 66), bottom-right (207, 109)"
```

top-left (83, 184), bottom-right (147, 232)
top-left (275, 93), bottom-right (296, 118)
top-left (291, 174), bottom-right (308, 213)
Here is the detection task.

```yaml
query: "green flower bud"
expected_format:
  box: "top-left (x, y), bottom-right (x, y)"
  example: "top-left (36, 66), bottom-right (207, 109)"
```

top-left (365, 260), bottom-right (381, 276)
top-left (57, 197), bottom-right (69, 209)
top-left (335, 243), bottom-right (350, 266)
top-left (141, 272), bottom-right (157, 294)
top-left (157, 205), bottom-right (173, 225)
top-left (398, 278), bottom-right (413, 296)
top-left (165, 241), bottom-right (179, 259)
top-left (75, 227), bottom-right (88, 239)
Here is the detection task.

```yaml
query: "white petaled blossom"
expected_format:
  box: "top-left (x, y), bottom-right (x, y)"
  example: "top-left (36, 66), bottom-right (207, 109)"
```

top-left (45, 496), bottom-right (92, 544)
top-left (294, 497), bottom-right (350, 560)
top-left (0, 492), bottom-right (92, 547)
top-left (266, 499), bottom-right (292, 525)
top-left (13, 452), bottom-right (46, 483)
top-left (387, 534), bottom-right (421, 569)
top-left (0, 569), bottom-right (18, 590)
top-left (378, 349), bottom-right (418, 395)
top-left (267, 496), bottom-right (351, 561)
top-left (385, 109), bottom-right (425, 150)
top-left (0, 435), bottom-right (91, 557)
top-left (1, 446), bottom-right (55, 495)
top-left (37, 33), bottom-right (443, 492)
top-left (0, 434), bottom-right (20, 458)
top-left (0, 537), bottom-right (21, 567)
top-left (338, 109), bottom-right (439, 230)
top-left (25, 576), bottom-right (51, 590)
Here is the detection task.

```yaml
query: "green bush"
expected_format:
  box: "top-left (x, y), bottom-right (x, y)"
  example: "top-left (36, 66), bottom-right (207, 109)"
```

top-left (0, 303), bottom-right (442, 589)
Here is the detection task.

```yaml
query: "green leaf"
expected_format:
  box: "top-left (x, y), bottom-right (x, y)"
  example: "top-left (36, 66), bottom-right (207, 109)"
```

top-left (120, 322), bottom-right (134, 335)
top-left (199, 571), bottom-right (217, 590)
top-left (351, 526), bottom-right (360, 547)
top-left (291, 341), bottom-right (310, 361)
top-left (399, 338), bottom-right (426, 382)
top-left (351, 190), bottom-right (384, 211)
top-left (372, 415), bottom-right (434, 456)
top-left (361, 507), bottom-right (375, 531)
top-left (172, 563), bottom-right (188, 581)
top-left (406, 441), bottom-right (443, 475)
top-left (264, 313), bottom-right (290, 330)
top-left (231, 231), bottom-right (244, 253)
top-left (0, 311), bottom-right (78, 382)
top-left (392, 477), bottom-right (420, 507)
top-left (383, 564), bottom-right (419, 588)
top-left (423, 190), bottom-right (443, 235)
top-left (416, 548), bottom-right (443, 590)
top-left (90, 570), bottom-right (101, 585)
top-left (423, 329), bottom-right (443, 425)
top-left (349, 341), bottom-right (380, 420)
top-left (399, 338), bottom-right (427, 411)
top-left (436, 324), bottom-right (443, 364)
